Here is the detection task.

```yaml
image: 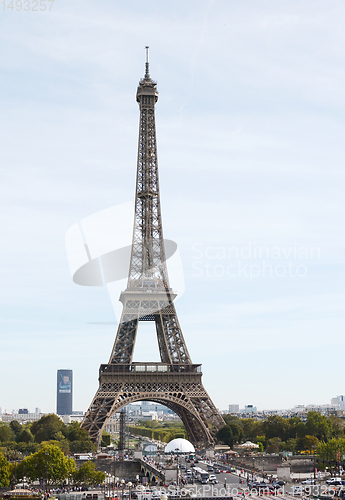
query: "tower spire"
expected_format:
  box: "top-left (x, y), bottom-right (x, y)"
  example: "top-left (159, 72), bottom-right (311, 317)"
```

top-left (145, 46), bottom-right (150, 79)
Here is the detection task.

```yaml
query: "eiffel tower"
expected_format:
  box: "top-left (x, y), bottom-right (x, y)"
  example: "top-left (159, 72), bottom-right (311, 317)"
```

top-left (81, 49), bottom-right (225, 447)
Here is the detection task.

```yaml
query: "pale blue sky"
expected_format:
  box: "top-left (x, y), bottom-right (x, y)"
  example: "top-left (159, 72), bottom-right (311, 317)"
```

top-left (1, 0), bottom-right (345, 413)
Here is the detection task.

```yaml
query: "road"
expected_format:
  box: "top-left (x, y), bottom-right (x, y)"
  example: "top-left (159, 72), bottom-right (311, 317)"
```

top-left (177, 456), bottom-right (241, 496)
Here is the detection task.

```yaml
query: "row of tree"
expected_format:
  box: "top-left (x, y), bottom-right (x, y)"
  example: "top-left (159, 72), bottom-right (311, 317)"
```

top-left (128, 420), bottom-right (186, 443)
top-left (216, 412), bottom-right (345, 453)
top-left (0, 443), bottom-right (105, 488)
top-left (0, 415), bottom-right (96, 457)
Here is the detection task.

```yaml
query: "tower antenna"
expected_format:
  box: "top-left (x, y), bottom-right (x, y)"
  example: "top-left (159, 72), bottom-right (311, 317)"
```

top-left (145, 46), bottom-right (150, 78)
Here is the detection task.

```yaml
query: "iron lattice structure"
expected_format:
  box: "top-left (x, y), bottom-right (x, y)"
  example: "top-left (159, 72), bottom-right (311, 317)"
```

top-left (118, 409), bottom-right (126, 452)
top-left (82, 52), bottom-right (225, 447)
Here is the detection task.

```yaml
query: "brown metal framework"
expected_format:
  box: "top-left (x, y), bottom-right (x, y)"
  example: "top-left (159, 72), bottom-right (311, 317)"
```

top-left (118, 408), bottom-right (125, 452)
top-left (81, 51), bottom-right (225, 447)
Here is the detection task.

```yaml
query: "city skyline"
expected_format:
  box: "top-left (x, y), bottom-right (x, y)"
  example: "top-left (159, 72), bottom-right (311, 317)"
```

top-left (1, 1), bottom-right (345, 413)
top-left (0, 392), bottom-right (345, 415)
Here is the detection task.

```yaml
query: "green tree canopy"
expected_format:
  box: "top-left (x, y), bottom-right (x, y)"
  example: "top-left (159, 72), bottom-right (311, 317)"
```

top-left (316, 437), bottom-right (345, 463)
top-left (18, 429), bottom-right (34, 443)
top-left (18, 442), bottom-right (76, 486)
top-left (66, 422), bottom-right (90, 442)
top-left (266, 437), bottom-right (282, 454)
top-left (216, 423), bottom-right (243, 448)
top-left (10, 421), bottom-right (22, 438)
top-left (73, 461), bottom-right (105, 486)
top-left (0, 424), bottom-right (15, 443)
top-left (262, 416), bottom-right (288, 441)
top-left (285, 417), bottom-right (306, 440)
top-left (31, 414), bottom-right (66, 443)
top-left (0, 450), bottom-right (11, 487)
top-left (241, 419), bottom-right (263, 441)
top-left (303, 435), bottom-right (319, 451)
top-left (101, 432), bottom-right (111, 447)
top-left (306, 412), bottom-right (333, 441)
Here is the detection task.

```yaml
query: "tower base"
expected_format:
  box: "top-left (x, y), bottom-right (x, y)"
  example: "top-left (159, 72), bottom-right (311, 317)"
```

top-left (82, 363), bottom-right (225, 447)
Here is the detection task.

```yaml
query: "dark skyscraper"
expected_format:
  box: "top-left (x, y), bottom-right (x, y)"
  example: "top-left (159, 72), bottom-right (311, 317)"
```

top-left (57, 369), bottom-right (73, 415)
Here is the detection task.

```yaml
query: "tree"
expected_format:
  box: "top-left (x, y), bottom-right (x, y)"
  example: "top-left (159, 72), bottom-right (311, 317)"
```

top-left (18, 429), bottom-right (34, 443)
top-left (255, 436), bottom-right (266, 448)
top-left (262, 416), bottom-right (288, 441)
top-left (285, 438), bottom-right (298, 453)
top-left (241, 419), bottom-right (262, 441)
top-left (66, 422), bottom-right (95, 453)
top-left (10, 421), bottom-right (22, 439)
top-left (216, 423), bottom-right (243, 448)
top-left (286, 417), bottom-right (306, 440)
top-left (329, 415), bottom-right (345, 438)
top-left (0, 424), bottom-right (15, 443)
top-left (101, 432), bottom-right (111, 447)
top-left (31, 414), bottom-right (66, 443)
top-left (303, 435), bottom-right (319, 452)
top-left (70, 440), bottom-right (96, 454)
top-left (256, 442), bottom-right (264, 453)
top-left (316, 438), bottom-right (345, 464)
top-left (66, 422), bottom-right (90, 442)
top-left (18, 442), bottom-right (76, 486)
top-left (0, 450), bottom-right (11, 487)
top-left (73, 461), bottom-right (105, 486)
top-left (266, 437), bottom-right (282, 454)
top-left (306, 412), bottom-right (333, 441)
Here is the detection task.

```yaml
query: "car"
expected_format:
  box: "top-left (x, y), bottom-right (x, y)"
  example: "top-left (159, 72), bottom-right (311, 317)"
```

top-left (301, 479), bottom-right (316, 485)
top-left (275, 481), bottom-right (286, 486)
top-left (207, 466), bottom-right (214, 472)
top-left (214, 469), bottom-right (221, 474)
top-left (327, 480), bottom-right (344, 486)
top-left (326, 478), bottom-right (343, 484)
top-left (209, 474), bottom-right (217, 483)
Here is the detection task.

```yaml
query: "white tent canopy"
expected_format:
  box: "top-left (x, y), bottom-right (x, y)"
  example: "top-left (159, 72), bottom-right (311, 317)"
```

top-left (236, 441), bottom-right (259, 449)
top-left (164, 438), bottom-right (195, 453)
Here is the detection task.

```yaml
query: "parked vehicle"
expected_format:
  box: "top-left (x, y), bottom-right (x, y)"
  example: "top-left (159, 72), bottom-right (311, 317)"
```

top-left (326, 478), bottom-right (343, 485)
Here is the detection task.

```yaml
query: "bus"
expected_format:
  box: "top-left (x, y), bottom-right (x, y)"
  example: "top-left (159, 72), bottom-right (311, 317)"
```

top-left (193, 467), bottom-right (209, 484)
